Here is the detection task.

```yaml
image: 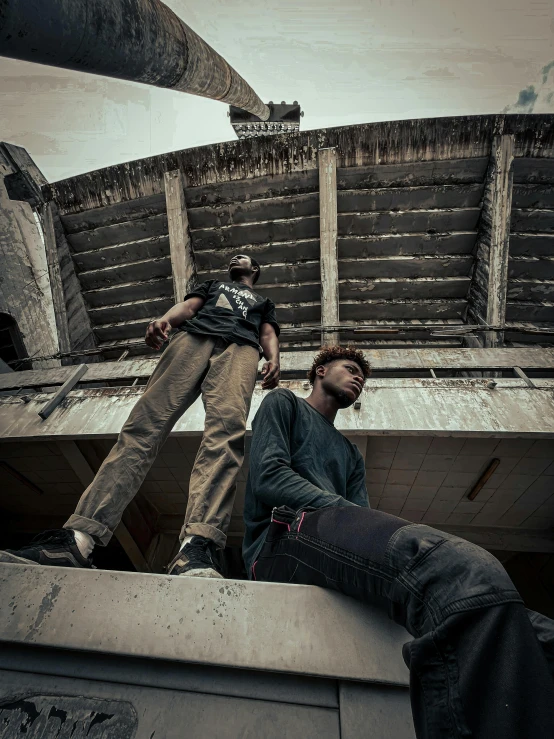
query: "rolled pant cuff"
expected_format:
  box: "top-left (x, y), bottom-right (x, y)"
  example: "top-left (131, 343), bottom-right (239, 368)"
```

top-left (64, 515), bottom-right (113, 547)
top-left (182, 523), bottom-right (227, 550)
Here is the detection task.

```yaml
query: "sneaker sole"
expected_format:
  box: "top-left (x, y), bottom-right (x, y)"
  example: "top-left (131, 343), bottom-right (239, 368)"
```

top-left (178, 567), bottom-right (223, 579)
top-left (0, 551), bottom-right (39, 565)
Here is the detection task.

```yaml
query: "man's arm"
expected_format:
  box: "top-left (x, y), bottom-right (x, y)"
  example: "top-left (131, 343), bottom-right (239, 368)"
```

top-left (145, 296), bottom-right (205, 350)
top-left (346, 454), bottom-right (370, 507)
top-left (249, 391), bottom-right (358, 511)
top-left (259, 322), bottom-right (280, 389)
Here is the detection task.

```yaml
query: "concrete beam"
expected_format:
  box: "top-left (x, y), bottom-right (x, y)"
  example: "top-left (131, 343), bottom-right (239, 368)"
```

top-left (0, 348), bottom-right (553, 391)
top-left (318, 148), bottom-right (340, 346)
top-left (40, 202), bottom-right (71, 359)
top-left (2, 379), bottom-right (554, 440)
top-left (0, 564), bottom-right (410, 684)
top-left (468, 134), bottom-right (515, 347)
top-left (164, 170), bottom-right (197, 302)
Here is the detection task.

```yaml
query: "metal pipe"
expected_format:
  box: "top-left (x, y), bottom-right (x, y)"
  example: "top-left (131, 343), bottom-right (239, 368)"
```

top-left (0, 0), bottom-right (269, 119)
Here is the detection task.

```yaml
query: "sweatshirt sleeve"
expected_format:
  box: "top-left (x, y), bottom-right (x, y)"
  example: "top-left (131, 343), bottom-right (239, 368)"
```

top-left (249, 390), bottom-right (358, 511)
top-left (346, 452), bottom-right (370, 508)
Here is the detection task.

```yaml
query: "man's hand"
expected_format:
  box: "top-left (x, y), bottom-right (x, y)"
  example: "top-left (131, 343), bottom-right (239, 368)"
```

top-left (261, 360), bottom-right (280, 389)
top-left (145, 319), bottom-right (171, 350)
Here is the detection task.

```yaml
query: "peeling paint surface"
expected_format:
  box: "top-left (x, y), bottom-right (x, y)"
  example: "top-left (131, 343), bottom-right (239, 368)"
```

top-left (1, 379), bottom-right (554, 440)
top-left (0, 694), bottom-right (137, 738)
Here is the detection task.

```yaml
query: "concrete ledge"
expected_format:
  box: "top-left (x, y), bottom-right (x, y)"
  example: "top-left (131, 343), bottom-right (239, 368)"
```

top-left (0, 563), bottom-right (410, 685)
top-left (2, 379), bottom-right (554, 439)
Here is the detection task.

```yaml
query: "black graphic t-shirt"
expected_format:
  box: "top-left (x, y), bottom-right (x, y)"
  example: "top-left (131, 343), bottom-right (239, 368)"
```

top-left (179, 280), bottom-right (280, 351)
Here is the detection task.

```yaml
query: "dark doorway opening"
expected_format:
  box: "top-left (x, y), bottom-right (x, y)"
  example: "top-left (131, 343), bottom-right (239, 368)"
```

top-left (0, 313), bottom-right (29, 371)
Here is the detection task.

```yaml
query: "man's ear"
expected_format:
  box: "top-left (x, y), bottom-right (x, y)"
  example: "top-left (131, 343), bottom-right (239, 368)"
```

top-left (315, 365), bottom-right (326, 379)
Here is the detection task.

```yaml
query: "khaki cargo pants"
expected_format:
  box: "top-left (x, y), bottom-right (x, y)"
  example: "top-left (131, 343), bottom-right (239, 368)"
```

top-left (64, 332), bottom-right (260, 549)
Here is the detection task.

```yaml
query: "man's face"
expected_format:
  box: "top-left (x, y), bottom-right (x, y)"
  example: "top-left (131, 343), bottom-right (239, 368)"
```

top-left (317, 359), bottom-right (365, 408)
top-left (229, 254), bottom-right (256, 282)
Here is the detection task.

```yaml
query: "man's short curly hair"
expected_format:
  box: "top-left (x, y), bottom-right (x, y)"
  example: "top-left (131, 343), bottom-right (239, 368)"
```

top-left (308, 346), bottom-right (371, 385)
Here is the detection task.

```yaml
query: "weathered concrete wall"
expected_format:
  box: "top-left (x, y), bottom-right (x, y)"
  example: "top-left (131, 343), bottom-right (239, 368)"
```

top-left (46, 114), bottom-right (554, 215)
top-left (0, 564), bottom-right (414, 738)
top-left (0, 151), bottom-right (59, 369)
top-left (1, 379), bottom-right (553, 440)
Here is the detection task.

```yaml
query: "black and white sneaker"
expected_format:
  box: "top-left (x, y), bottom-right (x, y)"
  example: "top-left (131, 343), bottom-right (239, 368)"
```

top-left (167, 536), bottom-right (223, 578)
top-left (0, 529), bottom-right (93, 568)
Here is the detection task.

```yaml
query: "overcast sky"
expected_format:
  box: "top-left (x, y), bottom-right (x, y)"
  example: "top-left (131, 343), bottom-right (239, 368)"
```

top-left (0, 0), bottom-right (553, 183)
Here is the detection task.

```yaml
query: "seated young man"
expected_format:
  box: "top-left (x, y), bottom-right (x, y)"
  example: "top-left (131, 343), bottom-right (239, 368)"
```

top-left (243, 346), bottom-right (554, 739)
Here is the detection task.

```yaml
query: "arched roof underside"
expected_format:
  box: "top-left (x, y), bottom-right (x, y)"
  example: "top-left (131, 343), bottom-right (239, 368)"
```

top-left (45, 114), bottom-right (554, 359)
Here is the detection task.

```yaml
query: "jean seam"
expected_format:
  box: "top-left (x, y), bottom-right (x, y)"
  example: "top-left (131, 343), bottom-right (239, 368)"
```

top-left (289, 531), bottom-right (398, 580)
top-left (440, 590), bottom-right (523, 618)
top-left (384, 522), bottom-right (419, 566)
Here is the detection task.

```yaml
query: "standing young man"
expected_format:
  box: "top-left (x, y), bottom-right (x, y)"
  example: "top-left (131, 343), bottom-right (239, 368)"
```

top-left (244, 346), bottom-right (554, 738)
top-left (3, 255), bottom-right (280, 578)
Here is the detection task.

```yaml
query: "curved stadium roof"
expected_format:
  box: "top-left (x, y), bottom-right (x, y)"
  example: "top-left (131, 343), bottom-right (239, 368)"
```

top-left (44, 114), bottom-right (554, 358)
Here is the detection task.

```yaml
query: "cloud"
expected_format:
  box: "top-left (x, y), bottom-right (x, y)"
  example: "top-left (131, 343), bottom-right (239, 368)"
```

top-left (542, 61), bottom-right (554, 85)
top-left (423, 67), bottom-right (456, 78)
top-left (503, 61), bottom-right (554, 113)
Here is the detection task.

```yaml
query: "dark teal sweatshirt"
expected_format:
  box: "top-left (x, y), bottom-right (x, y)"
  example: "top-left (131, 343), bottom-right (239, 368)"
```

top-left (243, 388), bottom-right (369, 577)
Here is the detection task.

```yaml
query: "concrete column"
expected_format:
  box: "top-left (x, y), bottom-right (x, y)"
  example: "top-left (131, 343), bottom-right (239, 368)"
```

top-left (319, 148), bottom-right (340, 346)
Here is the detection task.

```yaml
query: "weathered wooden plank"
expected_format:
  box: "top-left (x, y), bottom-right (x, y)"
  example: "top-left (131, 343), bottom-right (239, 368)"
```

top-left (185, 171), bottom-right (320, 208)
top-left (188, 192), bottom-right (320, 229)
top-left (254, 282), bottom-right (321, 304)
top-left (506, 301), bottom-right (554, 321)
top-left (93, 317), bottom-right (164, 342)
top-left (513, 158), bottom-right (554, 184)
top-left (509, 234), bottom-right (554, 256)
top-left (67, 213), bottom-right (168, 252)
top-left (188, 209), bottom-right (479, 252)
top-left (197, 260), bottom-right (321, 286)
top-left (79, 256), bottom-right (172, 290)
top-left (511, 209), bottom-right (554, 233)
top-left (190, 216), bottom-right (320, 250)
top-left (339, 277), bottom-right (470, 301)
top-left (340, 299), bottom-right (466, 321)
top-left (88, 296), bottom-right (174, 325)
top-left (72, 235), bottom-right (170, 272)
top-left (507, 279), bottom-right (554, 302)
top-left (1, 348), bottom-right (553, 390)
top-left (270, 303), bottom-right (321, 324)
top-left (319, 148), bottom-right (340, 345)
top-left (339, 209), bottom-right (480, 236)
top-left (41, 202), bottom-right (71, 357)
top-left (338, 255), bottom-right (472, 279)
top-left (467, 135), bottom-right (514, 347)
top-left (61, 192), bottom-right (167, 234)
top-left (512, 185), bottom-right (554, 209)
top-left (336, 158), bottom-right (488, 189)
top-left (164, 170), bottom-right (197, 301)
top-left (339, 233), bottom-right (477, 258)
top-left (82, 277), bottom-right (174, 308)
top-left (508, 256), bottom-right (554, 279)
top-left (194, 239), bottom-right (320, 269)
top-left (337, 184), bottom-right (483, 212)
top-left (504, 323), bottom-right (554, 344)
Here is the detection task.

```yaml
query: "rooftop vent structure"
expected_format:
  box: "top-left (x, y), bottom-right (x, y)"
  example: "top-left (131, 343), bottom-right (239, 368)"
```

top-left (229, 101), bottom-right (303, 139)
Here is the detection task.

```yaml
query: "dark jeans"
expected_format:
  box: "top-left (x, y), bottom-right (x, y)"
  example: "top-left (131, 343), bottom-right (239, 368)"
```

top-left (252, 505), bottom-right (554, 738)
